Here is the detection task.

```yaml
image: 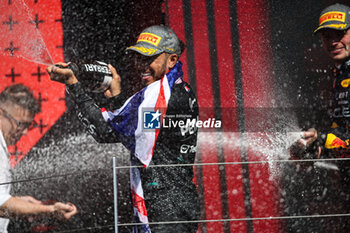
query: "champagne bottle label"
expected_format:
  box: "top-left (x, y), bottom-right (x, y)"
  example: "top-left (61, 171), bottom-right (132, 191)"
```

top-left (68, 61), bottom-right (112, 93)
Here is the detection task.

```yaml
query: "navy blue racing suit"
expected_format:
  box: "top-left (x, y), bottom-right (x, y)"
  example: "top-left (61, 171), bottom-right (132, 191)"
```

top-left (321, 59), bottom-right (350, 156)
top-left (288, 59), bottom-right (350, 233)
top-left (290, 59), bottom-right (350, 160)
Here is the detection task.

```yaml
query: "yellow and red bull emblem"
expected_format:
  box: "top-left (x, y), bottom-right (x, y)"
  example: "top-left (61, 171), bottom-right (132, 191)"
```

top-left (341, 78), bottom-right (350, 88)
top-left (319, 11), bottom-right (346, 25)
top-left (325, 133), bottom-right (349, 149)
top-left (137, 33), bottom-right (161, 47)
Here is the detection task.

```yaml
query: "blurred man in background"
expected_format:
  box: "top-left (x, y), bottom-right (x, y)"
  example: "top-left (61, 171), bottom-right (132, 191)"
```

top-left (0, 84), bottom-right (77, 233)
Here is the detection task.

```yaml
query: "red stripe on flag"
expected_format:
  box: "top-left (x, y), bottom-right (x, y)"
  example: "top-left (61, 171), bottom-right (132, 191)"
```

top-left (152, 78), bottom-right (167, 159)
top-left (132, 189), bottom-right (148, 217)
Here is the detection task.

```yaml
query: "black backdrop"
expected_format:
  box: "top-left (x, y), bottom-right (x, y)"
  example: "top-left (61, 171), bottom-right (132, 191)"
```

top-left (7, 0), bottom-right (350, 232)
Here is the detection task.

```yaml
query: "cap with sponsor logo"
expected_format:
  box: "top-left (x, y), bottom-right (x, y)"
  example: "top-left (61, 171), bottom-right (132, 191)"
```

top-left (126, 25), bottom-right (182, 56)
top-left (314, 3), bottom-right (350, 34)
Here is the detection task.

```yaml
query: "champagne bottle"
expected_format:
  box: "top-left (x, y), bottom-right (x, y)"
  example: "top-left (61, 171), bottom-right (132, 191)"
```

top-left (62, 61), bottom-right (113, 93)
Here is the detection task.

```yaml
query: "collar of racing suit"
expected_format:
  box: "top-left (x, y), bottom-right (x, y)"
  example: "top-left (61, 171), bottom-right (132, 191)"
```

top-left (334, 59), bottom-right (350, 74)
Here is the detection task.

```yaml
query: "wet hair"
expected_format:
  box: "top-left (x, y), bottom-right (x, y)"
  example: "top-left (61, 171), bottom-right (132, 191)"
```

top-left (0, 84), bottom-right (40, 115)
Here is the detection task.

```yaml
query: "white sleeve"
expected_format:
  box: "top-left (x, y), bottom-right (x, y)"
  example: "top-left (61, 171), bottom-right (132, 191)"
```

top-left (0, 172), bottom-right (11, 207)
top-left (0, 163), bottom-right (12, 207)
top-left (0, 192), bottom-right (11, 207)
top-left (0, 168), bottom-right (12, 207)
top-left (0, 132), bottom-right (11, 207)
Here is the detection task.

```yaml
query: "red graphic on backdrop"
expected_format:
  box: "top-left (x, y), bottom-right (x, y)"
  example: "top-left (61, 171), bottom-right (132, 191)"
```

top-left (0, 0), bottom-right (66, 168)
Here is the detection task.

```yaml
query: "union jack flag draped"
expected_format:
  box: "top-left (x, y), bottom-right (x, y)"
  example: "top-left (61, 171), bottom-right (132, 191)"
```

top-left (101, 62), bottom-right (183, 232)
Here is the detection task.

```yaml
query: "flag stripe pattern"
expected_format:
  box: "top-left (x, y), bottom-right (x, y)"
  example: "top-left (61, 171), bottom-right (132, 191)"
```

top-left (101, 62), bottom-right (183, 231)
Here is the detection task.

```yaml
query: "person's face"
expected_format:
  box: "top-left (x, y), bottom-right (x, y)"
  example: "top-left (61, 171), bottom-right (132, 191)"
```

top-left (320, 28), bottom-right (350, 65)
top-left (134, 52), bottom-right (178, 86)
top-left (0, 104), bottom-right (34, 145)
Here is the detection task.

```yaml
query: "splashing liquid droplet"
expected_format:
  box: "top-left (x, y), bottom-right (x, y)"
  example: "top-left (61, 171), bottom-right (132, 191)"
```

top-left (0, 0), bottom-right (54, 66)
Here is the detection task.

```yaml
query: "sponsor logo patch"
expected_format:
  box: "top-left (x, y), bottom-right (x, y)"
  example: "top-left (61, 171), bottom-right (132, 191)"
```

top-left (180, 144), bottom-right (196, 153)
top-left (341, 78), bottom-right (350, 88)
top-left (325, 133), bottom-right (349, 149)
top-left (320, 11), bottom-right (346, 25)
top-left (137, 33), bottom-right (161, 47)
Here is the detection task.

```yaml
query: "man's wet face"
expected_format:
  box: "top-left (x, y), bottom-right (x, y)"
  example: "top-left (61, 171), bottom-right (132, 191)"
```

top-left (321, 28), bottom-right (350, 65)
top-left (133, 53), bottom-right (169, 86)
top-left (0, 104), bottom-right (33, 145)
